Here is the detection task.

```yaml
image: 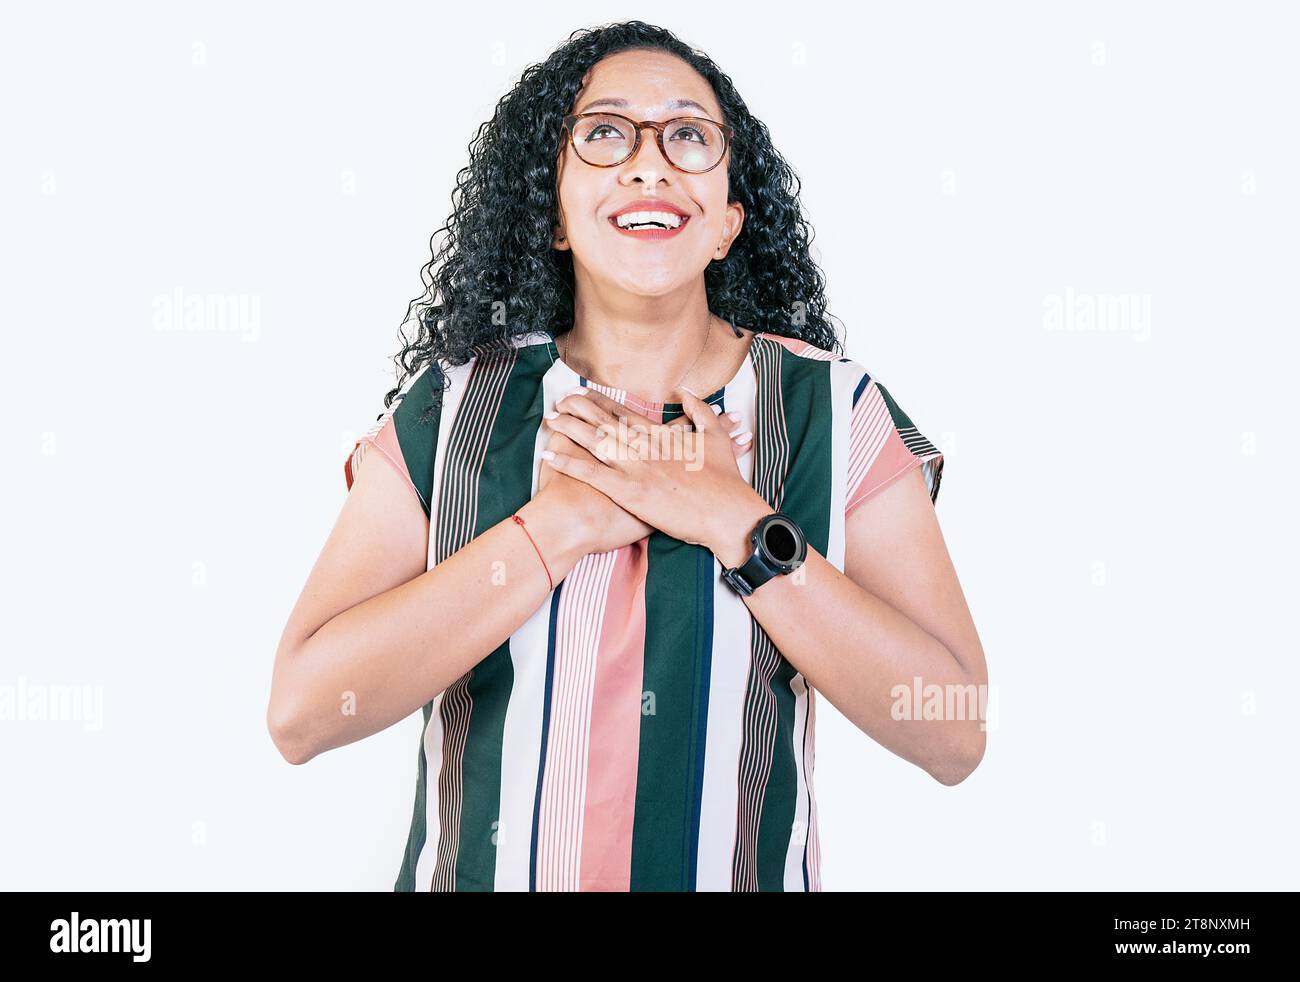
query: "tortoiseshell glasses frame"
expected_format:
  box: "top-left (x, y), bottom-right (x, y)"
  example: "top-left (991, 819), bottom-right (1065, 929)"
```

top-left (559, 112), bottom-right (734, 174)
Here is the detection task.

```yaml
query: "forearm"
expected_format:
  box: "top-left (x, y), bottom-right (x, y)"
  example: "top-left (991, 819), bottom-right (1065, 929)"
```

top-left (272, 497), bottom-right (582, 764)
top-left (709, 496), bottom-right (984, 784)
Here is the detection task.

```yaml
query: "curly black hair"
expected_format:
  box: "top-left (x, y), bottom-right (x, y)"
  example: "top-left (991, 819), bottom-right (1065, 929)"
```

top-left (384, 19), bottom-right (845, 417)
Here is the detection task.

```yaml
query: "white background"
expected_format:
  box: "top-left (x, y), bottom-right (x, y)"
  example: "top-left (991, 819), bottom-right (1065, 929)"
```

top-left (3, 1), bottom-right (1296, 890)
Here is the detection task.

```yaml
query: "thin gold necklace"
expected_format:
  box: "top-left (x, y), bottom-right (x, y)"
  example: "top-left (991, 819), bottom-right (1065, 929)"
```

top-left (560, 317), bottom-right (713, 399)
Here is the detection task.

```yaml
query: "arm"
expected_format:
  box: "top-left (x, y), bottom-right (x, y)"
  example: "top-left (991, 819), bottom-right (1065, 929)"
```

top-left (266, 452), bottom-right (584, 766)
top-left (707, 467), bottom-right (988, 786)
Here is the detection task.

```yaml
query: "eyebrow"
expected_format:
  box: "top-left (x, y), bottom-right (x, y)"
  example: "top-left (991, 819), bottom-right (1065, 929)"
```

top-left (576, 96), bottom-right (715, 117)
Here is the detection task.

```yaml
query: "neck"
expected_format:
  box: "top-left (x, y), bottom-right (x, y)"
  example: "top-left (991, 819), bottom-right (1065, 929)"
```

top-left (562, 303), bottom-right (745, 404)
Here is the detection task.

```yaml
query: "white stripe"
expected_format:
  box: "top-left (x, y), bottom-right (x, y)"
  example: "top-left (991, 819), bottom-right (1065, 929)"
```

top-left (827, 359), bottom-right (862, 572)
top-left (696, 351), bottom-right (759, 891)
top-left (413, 689), bottom-right (446, 891)
top-left (806, 688), bottom-right (822, 890)
top-left (495, 587), bottom-right (554, 890)
top-left (494, 351), bottom-right (577, 889)
top-left (783, 672), bottom-right (813, 890)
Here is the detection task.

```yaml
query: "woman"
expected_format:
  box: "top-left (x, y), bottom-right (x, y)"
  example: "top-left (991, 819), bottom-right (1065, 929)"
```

top-left (268, 20), bottom-right (988, 892)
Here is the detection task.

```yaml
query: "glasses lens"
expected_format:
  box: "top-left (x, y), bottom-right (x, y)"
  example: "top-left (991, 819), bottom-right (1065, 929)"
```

top-left (569, 115), bottom-right (726, 172)
top-left (569, 114), bottom-right (636, 165)
top-left (662, 117), bottom-right (726, 173)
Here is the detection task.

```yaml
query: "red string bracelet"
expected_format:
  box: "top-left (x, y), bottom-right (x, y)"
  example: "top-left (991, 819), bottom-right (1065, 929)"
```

top-left (511, 513), bottom-right (553, 591)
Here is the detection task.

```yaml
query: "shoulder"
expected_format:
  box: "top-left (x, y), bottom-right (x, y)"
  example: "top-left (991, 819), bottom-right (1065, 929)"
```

top-left (750, 332), bottom-right (874, 392)
top-left (747, 333), bottom-right (888, 413)
top-left (343, 359), bottom-right (447, 514)
top-left (750, 331), bottom-right (844, 363)
top-left (840, 354), bottom-right (944, 510)
top-left (342, 333), bottom-right (552, 507)
top-left (376, 359), bottom-right (448, 454)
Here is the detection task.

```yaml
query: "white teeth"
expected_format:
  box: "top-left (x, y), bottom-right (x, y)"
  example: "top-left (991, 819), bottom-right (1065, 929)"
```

top-left (615, 210), bottom-right (684, 229)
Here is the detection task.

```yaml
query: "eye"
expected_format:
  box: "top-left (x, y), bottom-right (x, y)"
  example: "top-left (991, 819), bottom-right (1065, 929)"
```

top-left (667, 122), bottom-right (709, 145)
top-left (584, 123), bottom-right (626, 143)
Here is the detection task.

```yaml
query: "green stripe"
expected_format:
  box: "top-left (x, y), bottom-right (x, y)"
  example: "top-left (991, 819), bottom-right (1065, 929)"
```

top-left (876, 381), bottom-right (941, 458)
top-left (628, 396), bottom-right (723, 890)
top-left (392, 364), bottom-right (443, 518)
top-left (394, 701), bottom-right (433, 890)
top-left (756, 346), bottom-right (832, 889)
top-left (631, 530), bottom-right (713, 890)
top-left (875, 381), bottom-right (942, 503)
top-left (391, 365), bottom-right (444, 890)
top-left (452, 345), bottom-right (546, 890)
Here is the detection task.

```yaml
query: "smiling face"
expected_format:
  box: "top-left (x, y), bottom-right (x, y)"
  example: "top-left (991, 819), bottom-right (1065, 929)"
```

top-left (553, 48), bottom-right (745, 298)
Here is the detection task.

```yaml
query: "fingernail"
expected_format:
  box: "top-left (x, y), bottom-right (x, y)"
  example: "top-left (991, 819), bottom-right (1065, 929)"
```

top-left (711, 404), bottom-right (723, 415)
top-left (540, 449), bottom-right (555, 460)
top-left (544, 410), bottom-right (558, 420)
top-left (567, 387), bottom-right (588, 396)
top-left (735, 431), bottom-right (752, 444)
top-left (725, 411), bottom-right (740, 420)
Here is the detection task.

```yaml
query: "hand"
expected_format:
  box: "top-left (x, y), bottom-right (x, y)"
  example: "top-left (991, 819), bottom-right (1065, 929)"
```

top-left (533, 427), bottom-right (650, 555)
top-left (540, 385), bottom-right (768, 551)
top-left (536, 394), bottom-right (754, 555)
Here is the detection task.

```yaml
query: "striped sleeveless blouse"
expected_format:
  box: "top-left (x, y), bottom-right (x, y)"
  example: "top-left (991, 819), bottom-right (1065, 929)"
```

top-left (343, 329), bottom-right (943, 891)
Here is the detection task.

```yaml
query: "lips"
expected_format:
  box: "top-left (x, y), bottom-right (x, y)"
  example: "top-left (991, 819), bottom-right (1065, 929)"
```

top-left (606, 199), bottom-right (693, 240)
top-left (607, 214), bottom-right (690, 239)
top-left (608, 198), bottom-right (690, 220)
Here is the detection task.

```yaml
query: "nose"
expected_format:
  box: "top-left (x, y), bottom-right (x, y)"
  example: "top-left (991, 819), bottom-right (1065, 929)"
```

top-left (621, 123), bottom-right (674, 182)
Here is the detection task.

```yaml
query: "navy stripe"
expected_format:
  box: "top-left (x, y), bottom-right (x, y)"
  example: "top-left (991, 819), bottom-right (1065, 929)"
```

top-left (528, 583), bottom-right (564, 892)
top-left (685, 543), bottom-right (715, 890)
top-left (851, 370), bottom-right (871, 409)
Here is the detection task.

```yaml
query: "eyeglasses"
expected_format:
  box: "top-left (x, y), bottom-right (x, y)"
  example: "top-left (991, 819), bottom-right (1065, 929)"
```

top-left (560, 112), bottom-right (733, 174)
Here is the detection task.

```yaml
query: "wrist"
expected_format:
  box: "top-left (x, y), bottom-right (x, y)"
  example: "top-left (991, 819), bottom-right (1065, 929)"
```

top-left (514, 496), bottom-right (587, 582)
top-left (707, 493), bottom-right (776, 570)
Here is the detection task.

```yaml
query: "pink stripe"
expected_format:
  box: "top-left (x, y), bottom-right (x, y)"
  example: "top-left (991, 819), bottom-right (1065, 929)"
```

top-left (537, 545), bottom-right (625, 889)
top-left (846, 382), bottom-right (894, 502)
top-left (847, 419), bottom-right (919, 514)
top-left (344, 392), bottom-right (409, 493)
top-left (589, 383), bottom-right (666, 424)
top-left (578, 538), bottom-right (650, 890)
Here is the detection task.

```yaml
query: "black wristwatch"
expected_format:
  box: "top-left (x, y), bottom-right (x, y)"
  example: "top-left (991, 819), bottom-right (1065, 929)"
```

top-left (720, 512), bottom-right (807, 597)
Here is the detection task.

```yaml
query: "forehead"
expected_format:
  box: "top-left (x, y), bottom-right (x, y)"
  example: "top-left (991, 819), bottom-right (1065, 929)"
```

top-left (575, 49), bottom-right (722, 119)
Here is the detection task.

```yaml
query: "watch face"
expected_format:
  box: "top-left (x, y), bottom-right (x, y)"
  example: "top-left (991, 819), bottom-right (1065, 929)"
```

top-left (760, 514), bottom-right (805, 567)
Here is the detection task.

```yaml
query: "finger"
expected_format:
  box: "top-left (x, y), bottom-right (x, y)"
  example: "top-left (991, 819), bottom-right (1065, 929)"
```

top-left (677, 385), bottom-right (720, 433)
top-left (544, 406), bottom-right (602, 456)
top-left (540, 448), bottom-right (622, 499)
top-left (552, 387), bottom-right (621, 433)
top-left (558, 385), bottom-right (656, 432)
top-left (546, 428), bottom-right (598, 463)
top-left (545, 407), bottom-right (636, 464)
top-left (551, 390), bottom-right (656, 462)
